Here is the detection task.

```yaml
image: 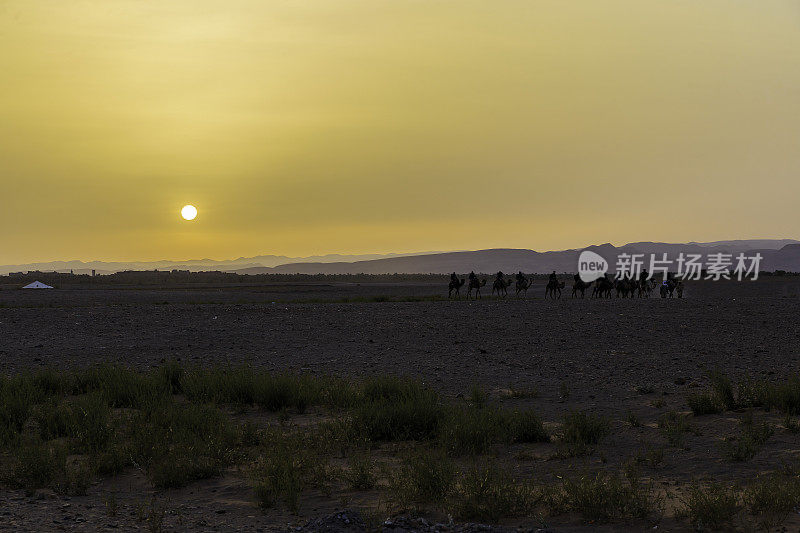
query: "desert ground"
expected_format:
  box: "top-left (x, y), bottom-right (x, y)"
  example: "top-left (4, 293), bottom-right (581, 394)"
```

top-left (1, 276), bottom-right (799, 531)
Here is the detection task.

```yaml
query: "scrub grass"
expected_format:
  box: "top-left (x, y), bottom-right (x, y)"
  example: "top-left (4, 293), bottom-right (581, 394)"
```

top-left (2, 363), bottom-right (799, 530)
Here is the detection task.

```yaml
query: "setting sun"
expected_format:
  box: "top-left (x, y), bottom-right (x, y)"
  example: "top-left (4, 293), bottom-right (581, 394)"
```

top-left (181, 205), bottom-right (198, 221)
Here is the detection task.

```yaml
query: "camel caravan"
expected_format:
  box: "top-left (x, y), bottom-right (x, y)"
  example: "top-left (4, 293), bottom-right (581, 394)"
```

top-left (448, 271), bottom-right (684, 300)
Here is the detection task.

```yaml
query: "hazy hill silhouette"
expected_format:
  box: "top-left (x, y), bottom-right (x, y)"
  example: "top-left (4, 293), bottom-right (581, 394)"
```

top-left (3, 240), bottom-right (798, 276)
top-left (237, 240), bottom-right (800, 275)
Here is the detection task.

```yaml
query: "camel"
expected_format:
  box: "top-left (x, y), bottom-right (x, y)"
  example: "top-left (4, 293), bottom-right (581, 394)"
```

top-left (571, 278), bottom-right (592, 298)
top-left (448, 278), bottom-right (465, 298)
top-left (637, 278), bottom-right (652, 298)
top-left (592, 276), bottom-right (614, 298)
top-left (515, 277), bottom-right (533, 297)
top-left (492, 278), bottom-right (512, 297)
top-left (545, 279), bottom-right (565, 299)
top-left (614, 277), bottom-right (638, 298)
top-left (467, 278), bottom-right (486, 299)
top-left (660, 278), bottom-right (678, 298)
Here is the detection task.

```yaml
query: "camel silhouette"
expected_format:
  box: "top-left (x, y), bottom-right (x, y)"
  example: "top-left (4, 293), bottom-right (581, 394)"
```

top-left (545, 279), bottom-right (565, 299)
top-left (615, 277), bottom-right (638, 298)
top-left (515, 277), bottom-right (533, 297)
top-left (592, 276), bottom-right (614, 298)
top-left (492, 277), bottom-right (512, 297)
top-left (571, 278), bottom-right (592, 298)
top-left (467, 277), bottom-right (486, 299)
top-left (448, 278), bottom-right (465, 298)
top-left (637, 278), bottom-right (657, 298)
top-left (676, 280), bottom-right (684, 298)
top-left (660, 278), bottom-right (679, 298)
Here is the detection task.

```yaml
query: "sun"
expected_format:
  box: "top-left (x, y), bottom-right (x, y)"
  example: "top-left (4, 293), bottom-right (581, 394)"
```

top-left (181, 205), bottom-right (198, 221)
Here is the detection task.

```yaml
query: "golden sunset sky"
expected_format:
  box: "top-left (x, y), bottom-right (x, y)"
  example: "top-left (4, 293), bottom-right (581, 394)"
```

top-left (1, 1), bottom-right (799, 263)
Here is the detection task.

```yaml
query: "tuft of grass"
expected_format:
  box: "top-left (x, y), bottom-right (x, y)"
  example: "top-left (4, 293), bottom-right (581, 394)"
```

top-left (657, 411), bottom-right (691, 447)
top-left (469, 384), bottom-right (489, 409)
top-left (687, 392), bottom-right (723, 416)
top-left (743, 473), bottom-right (800, 530)
top-left (439, 406), bottom-right (511, 455)
top-left (351, 380), bottom-right (441, 442)
top-left (679, 482), bottom-right (741, 530)
top-left (626, 411), bottom-right (641, 428)
top-left (635, 443), bottom-right (665, 469)
top-left (62, 456), bottom-right (92, 496)
top-left (761, 376), bottom-right (800, 414)
top-left (7, 438), bottom-right (67, 493)
top-left (720, 413), bottom-right (773, 462)
top-left (344, 453), bottom-right (377, 491)
top-left (450, 460), bottom-right (534, 522)
top-left (252, 440), bottom-right (333, 514)
top-left (0, 374), bottom-right (46, 445)
top-left (736, 375), bottom-right (768, 409)
top-left (559, 468), bottom-right (662, 523)
top-left (507, 410), bottom-right (550, 444)
top-left (562, 410), bottom-right (610, 445)
top-left (389, 449), bottom-right (456, 505)
top-left (783, 414), bottom-right (800, 434)
top-left (708, 369), bottom-right (736, 411)
top-left (181, 367), bottom-right (325, 412)
top-left (131, 403), bottom-right (240, 488)
top-left (439, 407), bottom-right (549, 456)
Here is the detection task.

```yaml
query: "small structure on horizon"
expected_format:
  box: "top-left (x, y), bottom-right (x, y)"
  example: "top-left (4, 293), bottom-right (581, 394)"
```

top-left (22, 281), bottom-right (53, 289)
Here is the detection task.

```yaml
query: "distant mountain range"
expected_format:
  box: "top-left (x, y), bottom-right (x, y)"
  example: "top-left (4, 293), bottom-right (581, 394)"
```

top-left (3, 239), bottom-right (799, 276)
top-left (0, 251), bottom-right (444, 276)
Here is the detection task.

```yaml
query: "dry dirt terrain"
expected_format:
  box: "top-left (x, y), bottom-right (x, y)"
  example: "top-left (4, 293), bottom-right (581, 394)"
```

top-left (1, 277), bottom-right (799, 531)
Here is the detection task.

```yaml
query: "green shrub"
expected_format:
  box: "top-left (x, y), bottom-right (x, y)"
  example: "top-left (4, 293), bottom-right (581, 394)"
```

top-left (252, 441), bottom-right (331, 513)
top-left (508, 410), bottom-right (550, 443)
top-left (390, 450), bottom-right (456, 505)
top-left (8, 439), bottom-right (67, 493)
top-left (72, 393), bottom-right (113, 452)
top-left (33, 399), bottom-right (74, 441)
top-left (708, 369), bottom-right (736, 410)
top-left (560, 468), bottom-right (661, 522)
top-left (62, 457), bottom-right (92, 496)
top-left (743, 473), bottom-right (800, 530)
top-left (0, 375), bottom-right (43, 445)
top-left (469, 384), bottom-right (489, 409)
top-left (720, 413), bottom-right (773, 462)
top-left (736, 376), bottom-right (768, 409)
top-left (439, 407), bottom-right (509, 455)
top-left (562, 411), bottom-right (610, 445)
top-left (679, 482), bottom-right (740, 530)
top-left (762, 376), bottom-right (800, 414)
top-left (450, 460), bottom-right (533, 522)
top-left (658, 411), bottom-right (691, 447)
top-left (344, 453), bottom-right (377, 490)
top-left (352, 382), bottom-right (441, 442)
top-left (131, 403), bottom-right (239, 488)
top-left (687, 392), bottom-right (723, 416)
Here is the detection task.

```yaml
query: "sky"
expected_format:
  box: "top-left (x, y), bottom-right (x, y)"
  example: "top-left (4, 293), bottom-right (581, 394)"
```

top-left (1, 0), bottom-right (799, 264)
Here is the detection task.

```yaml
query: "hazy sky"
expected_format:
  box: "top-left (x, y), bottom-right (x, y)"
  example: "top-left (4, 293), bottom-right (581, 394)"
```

top-left (1, 1), bottom-right (799, 263)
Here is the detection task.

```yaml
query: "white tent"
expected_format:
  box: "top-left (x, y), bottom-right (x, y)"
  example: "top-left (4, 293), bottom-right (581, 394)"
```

top-left (22, 281), bottom-right (53, 289)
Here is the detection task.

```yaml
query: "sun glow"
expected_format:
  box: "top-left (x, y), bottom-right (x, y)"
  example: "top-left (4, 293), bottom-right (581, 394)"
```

top-left (181, 205), bottom-right (198, 221)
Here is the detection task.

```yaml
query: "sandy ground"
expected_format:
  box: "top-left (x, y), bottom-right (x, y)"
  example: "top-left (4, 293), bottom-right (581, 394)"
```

top-left (1, 277), bottom-right (799, 531)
